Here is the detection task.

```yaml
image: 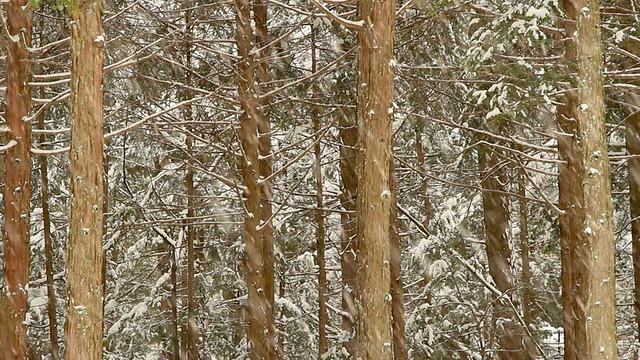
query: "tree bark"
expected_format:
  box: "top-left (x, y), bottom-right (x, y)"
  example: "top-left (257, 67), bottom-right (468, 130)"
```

top-left (355, 0), bottom-right (396, 357)
top-left (311, 24), bottom-right (328, 358)
top-left (65, 1), bottom-right (105, 359)
top-left (478, 147), bottom-right (525, 360)
top-left (558, 0), bottom-right (618, 357)
top-left (415, 125), bottom-right (433, 230)
top-left (37, 86), bottom-right (60, 360)
top-left (389, 157), bottom-right (407, 360)
top-left (2, 1), bottom-right (32, 358)
top-left (183, 8), bottom-right (198, 359)
top-left (338, 101), bottom-right (358, 357)
top-left (235, 0), bottom-right (272, 357)
top-left (253, 1), bottom-right (276, 357)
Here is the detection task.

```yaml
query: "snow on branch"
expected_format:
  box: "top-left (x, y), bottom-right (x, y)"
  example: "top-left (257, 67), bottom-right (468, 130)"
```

top-left (308, 0), bottom-right (363, 30)
top-left (0, 140), bottom-right (17, 153)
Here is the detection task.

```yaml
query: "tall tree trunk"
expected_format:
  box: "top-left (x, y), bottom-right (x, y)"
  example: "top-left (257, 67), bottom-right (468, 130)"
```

top-left (311, 24), bottom-right (328, 358)
top-left (65, 1), bottom-right (105, 359)
top-left (389, 157), bottom-right (407, 360)
top-left (38, 87), bottom-right (60, 360)
top-left (518, 163), bottom-right (536, 360)
top-left (557, 97), bottom-right (582, 360)
top-left (338, 104), bottom-right (358, 357)
top-left (183, 8), bottom-right (198, 359)
top-left (235, 0), bottom-right (271, 357)
top-left (558, 0), bottom-right (617, 357)
top-left (253, 1), bottom-right (276, 357)
top-left (478, 147), bottom-right (525, 359)
top-left (355, 0), bottom-right (395, 357)
top-left (185, 134), bottom-right (197, 359)
top-left (3, 1), bottom-right (32, 358)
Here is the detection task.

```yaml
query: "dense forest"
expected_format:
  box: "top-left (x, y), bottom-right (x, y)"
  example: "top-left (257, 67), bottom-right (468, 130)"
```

top-left (0, 0), bottom-right (638, 358)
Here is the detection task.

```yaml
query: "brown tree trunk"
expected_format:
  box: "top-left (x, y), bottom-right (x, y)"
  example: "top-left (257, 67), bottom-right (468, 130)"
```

top-left (518, 166), bottom-right (534, 328)
top-left (183, 9), bottom-right (198, 359)
top-left (338, 103), bottom-right (358, 357)
top-left (557, 97), bottom-right (582, 360)
top-left (478, 147), bottom-right (525, 360)
top-left (415, 125), bottom-right (433, 229)
top-left (355, 0), bottom-right (395, 357)
top-left (311, 24), bottom-right (328, 358)
top-left (518, 163), bottom-right (536, 360)
top-left (37, 86), bottom-right (60, 360)
top-left (389, 157), bottom-right (407, 360)
top-left (558, 0), bottom-right (617, 357)
top-left (253, 1), bottom-right (276, 357)
top-left (2, 1), bottom-right (32, 358)
top-left (186, 135), bottom-right (197, 359)
top-left (235, 0), bottom-right (272, 357)
top-left (65, 1), bottom-right (105, 359)
top-left (155, 240), bottom-right (178, 360)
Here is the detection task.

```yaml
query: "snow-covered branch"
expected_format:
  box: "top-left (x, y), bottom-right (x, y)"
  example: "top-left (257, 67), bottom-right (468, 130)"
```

top-left (308, 0), bottom-right (363, 30)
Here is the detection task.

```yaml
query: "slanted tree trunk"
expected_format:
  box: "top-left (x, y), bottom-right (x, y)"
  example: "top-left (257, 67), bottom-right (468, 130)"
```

top-left (253, 1), bottom-right (276, 356)
top-left (355, 0), bottom-right (395, 357)
top-left (2, 1), bottom-right (32, 358)
top-left (478, 146), bottom-right (525, 359)
top-left (310, 24), bottom-right (328, 358)
top-left (235, 0), bottom-right (272, 357)
top-left (65, 1), bottom-right (105, 359)
top-left (558, 0), bottom-right (617, 357)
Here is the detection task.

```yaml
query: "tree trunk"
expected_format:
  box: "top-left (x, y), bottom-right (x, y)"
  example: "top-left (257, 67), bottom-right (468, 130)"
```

top-left (355, 0), bottom-right (395, 357)
top-left (338, 102), bottom-right (358, 357)
top-left (37, 86), bottom-right (60, 360)
top-left (389, 157), bottom-right (407, 360)
top-left (65, 1), bottom-right (105, 359)
top-left (186, 135), bottom-right (197, 359)
top-left (311, 24), bottom-right (328, 358)
top-left (183, 8), bottom-right (198, 359)
top-left (3, 1), bottom-right (32, 358)
top-left (415, 124), bottom-right (433, 229)
top-left (518, 162), bottom-right (536, 360)
top-left (235, 0), bottom-right (271, 357)
top-left (478, 147), bottom-right (525, 360)
top-left (558, 0), bottom-right (617, 357)
top-left (253, 1), bottom-right (276, 356)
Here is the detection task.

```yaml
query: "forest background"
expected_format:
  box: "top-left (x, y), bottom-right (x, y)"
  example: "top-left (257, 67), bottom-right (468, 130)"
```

top-left (0, 0), bottom-right (639, 358)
